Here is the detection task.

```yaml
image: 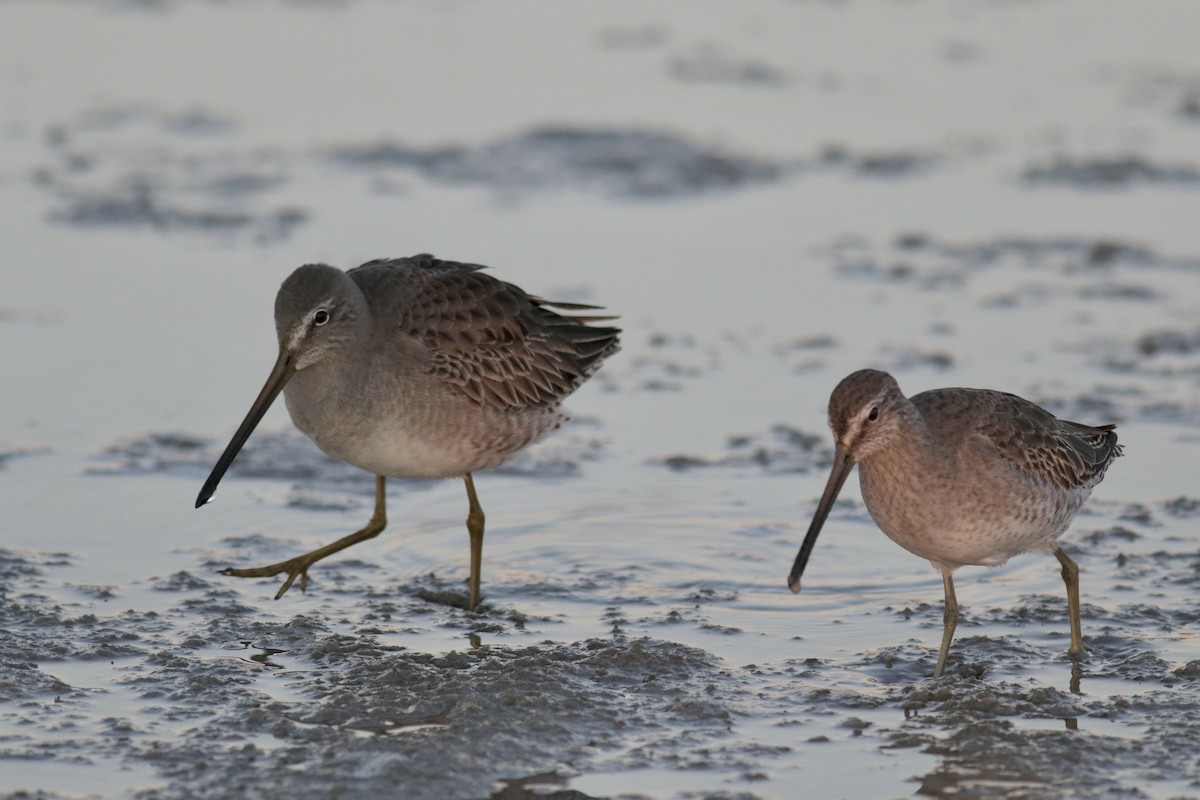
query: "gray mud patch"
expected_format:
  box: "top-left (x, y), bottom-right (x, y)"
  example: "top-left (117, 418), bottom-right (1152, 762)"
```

top-left (0, 444), bottom-right (51, 470)
top-left (814, 142), bottom-right (944, 178)
top-left (757, 628), bottom-right (1200, 798)
top-left (613, 330), bottom-right (716, 393)
top-left (124, 637), bottom-right (729, 800)
top-left (327, 126), bottom-right (790, 199)
top-left (329, 129), bottom-right (961, 200)
top-left (0, 548), bottom-right (739, 800)
top-left (88, 430), bottom-right (371, 490)
top-left (1023, 155), bottom-right (1200, 188)
top-left (894, 678), bottom-right (1200, 799)
top-left (653, 424), bottom-right (831, 474)
top-left (1119, 65), bottom-right (1200, 123)
top-left (829, 232), bottom-right (1199, 293)
top-left (735, 644), bottom-right (1200, 799)
top-left (39, 105), bottom-right (307, 242)
top-left (666, 44), bottom-right (790, 88)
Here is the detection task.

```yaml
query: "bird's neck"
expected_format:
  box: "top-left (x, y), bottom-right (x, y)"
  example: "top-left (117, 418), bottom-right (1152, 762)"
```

top-left (861, 407), bottom-right (947, 483)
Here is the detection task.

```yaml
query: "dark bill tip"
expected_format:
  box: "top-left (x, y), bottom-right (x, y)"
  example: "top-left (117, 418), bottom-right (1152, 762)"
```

top-left (195, 349), bottom-right (295, 509)
top-left (786, 446), bottom-right (854, 594)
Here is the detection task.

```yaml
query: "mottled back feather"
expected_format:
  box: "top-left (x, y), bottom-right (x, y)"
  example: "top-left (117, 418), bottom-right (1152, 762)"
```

top-left (913, 388), bottom-right (1122, 491)
top-left (350, 254), bottom-right (620, 411)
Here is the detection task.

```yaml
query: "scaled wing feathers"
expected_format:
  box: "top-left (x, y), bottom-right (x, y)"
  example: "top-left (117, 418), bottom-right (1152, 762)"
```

top-left (979, 393), bottom-right (1122, 490)
top-left (356, 255), bottom-right (620, 411)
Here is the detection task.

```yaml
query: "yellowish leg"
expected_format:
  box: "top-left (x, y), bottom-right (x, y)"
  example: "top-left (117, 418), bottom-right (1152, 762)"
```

top-left (1054, 547), bottom-right (1085, 659)
top-left (222, 475), bottom-right (388, 600)
top-left (933, 571), bottom-right (959, 679)
top-left (464, 473), bottom-right (485, 611)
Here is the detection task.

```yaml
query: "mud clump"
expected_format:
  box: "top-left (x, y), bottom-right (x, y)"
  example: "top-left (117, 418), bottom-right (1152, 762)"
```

top-left (329, 126), bottom-right (788, 199)
top-left (655, 423), bottom-right (830, 473)
top-left (1023, 155), bottom-right (1200, 188)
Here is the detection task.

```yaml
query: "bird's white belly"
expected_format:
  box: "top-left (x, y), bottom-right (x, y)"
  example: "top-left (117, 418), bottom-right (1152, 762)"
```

top-left (876, 512), bottom-right (1057, 570)
top-left (325, 425), bottom-right (491, 478)
top-left (286, 387), bottom-right (560, 479)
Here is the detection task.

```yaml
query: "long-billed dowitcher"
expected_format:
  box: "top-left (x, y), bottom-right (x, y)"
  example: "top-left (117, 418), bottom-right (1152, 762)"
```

top-left (787, 369), bottom-right (1121, 678)
top-left (196, 254), bottom-right (620, 609)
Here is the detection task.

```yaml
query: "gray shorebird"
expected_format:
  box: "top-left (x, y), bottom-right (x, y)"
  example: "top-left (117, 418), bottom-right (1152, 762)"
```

top-left (196, 254), bottom-right (620, 609)
top-left (787, 369), bottom-right (1121, 678)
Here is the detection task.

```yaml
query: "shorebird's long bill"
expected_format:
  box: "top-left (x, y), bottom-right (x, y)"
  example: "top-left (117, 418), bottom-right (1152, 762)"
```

top-left (787, 446), bottom-right (854, 594)
top-left (195, 349), bottom-right (296, 508)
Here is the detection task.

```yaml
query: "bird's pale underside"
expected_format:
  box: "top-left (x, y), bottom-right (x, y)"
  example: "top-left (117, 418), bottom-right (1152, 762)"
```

top-left (196, 254), bottom-right (620, 609)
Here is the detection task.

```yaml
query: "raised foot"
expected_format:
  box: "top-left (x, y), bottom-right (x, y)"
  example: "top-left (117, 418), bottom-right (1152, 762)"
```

top-left (219, 557), bottom-right (316, 600)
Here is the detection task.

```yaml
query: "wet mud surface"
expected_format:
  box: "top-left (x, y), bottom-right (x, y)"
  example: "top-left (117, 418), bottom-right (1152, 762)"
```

top-left (4, 1), bottom-right (1200, 798)
top-left (6, 494), bottom-right (1200, 800)
top-left (1, 548), bottom-right (733, 799)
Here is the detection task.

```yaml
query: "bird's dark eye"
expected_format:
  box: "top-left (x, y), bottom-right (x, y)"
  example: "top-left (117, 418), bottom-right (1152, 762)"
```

top-left (313, 309), bottom-right (331, 326)
top-left (868, 406), bottom-right (880, 422)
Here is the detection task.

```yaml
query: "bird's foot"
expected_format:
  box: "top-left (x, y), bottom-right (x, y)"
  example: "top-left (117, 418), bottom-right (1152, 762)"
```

top-left (1067, 641), bottom-right (1093, 659)
top-left (220, 557), bottom-right (313, 600)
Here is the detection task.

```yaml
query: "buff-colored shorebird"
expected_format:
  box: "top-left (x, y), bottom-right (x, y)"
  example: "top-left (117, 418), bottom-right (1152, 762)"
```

top-left (196, 254), bottom-right (620, 609)
top-left (788, 369), bottom-right (1121, 677)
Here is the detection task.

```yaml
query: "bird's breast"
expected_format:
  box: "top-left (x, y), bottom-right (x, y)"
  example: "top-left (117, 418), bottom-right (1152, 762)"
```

top-left (858, 452), bottom-right (1090, 571)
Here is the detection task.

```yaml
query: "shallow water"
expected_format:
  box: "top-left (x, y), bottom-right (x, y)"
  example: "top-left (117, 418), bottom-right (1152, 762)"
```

top-left (3, 1), bottom-right (1200, 798)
